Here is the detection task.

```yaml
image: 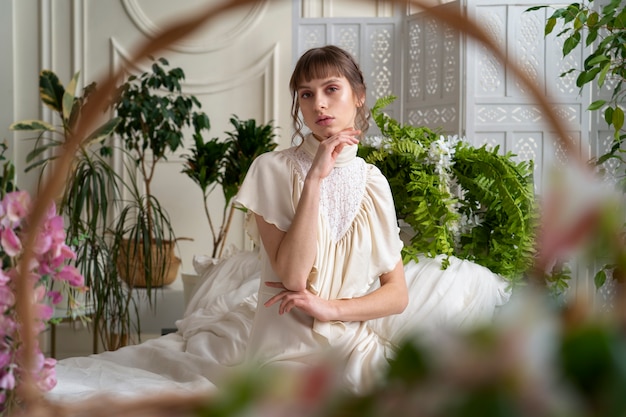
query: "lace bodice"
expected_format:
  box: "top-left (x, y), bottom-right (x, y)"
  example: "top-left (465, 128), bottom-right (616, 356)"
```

top-left (286, 140), bottom-right (367, 242)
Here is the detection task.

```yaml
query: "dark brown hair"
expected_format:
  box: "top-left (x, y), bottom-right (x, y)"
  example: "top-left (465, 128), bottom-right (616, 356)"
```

top-left (289, 45), bottom-right (370, 143)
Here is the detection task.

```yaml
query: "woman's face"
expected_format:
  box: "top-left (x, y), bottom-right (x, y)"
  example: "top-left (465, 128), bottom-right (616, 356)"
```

top-left (296, 75), bottom-right (363, 140)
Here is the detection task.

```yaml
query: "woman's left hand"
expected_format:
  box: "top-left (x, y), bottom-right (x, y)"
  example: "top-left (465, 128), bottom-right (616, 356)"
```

top-left (263, 281), bottom-right (334, 322)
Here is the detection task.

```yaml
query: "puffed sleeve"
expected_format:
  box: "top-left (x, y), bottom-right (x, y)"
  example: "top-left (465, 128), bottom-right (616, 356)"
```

top-left (234, 151), bottom-right (299, 233)
top-left (364, 164), bottom-right (404, 276)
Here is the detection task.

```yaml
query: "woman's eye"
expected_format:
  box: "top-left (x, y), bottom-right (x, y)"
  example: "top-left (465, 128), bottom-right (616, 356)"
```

top-left (328, 86), bottom-right (339, 93)
top-left (300, 92), bottom-right (312, 99)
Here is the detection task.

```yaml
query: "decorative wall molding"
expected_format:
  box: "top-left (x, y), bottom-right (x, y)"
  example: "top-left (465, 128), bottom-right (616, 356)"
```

top-left (40, 0), bottom-right (53, 123)
top-left (72, 0), bottom-right (85, 85)
top-left (111, 38), bottom-right (273, 91)
top-left (110, 38), bottom-right (278, 135)
top-left (121, 0), bottom-right (268, 53)
top-left (299, 0), bottom-right (394, 18)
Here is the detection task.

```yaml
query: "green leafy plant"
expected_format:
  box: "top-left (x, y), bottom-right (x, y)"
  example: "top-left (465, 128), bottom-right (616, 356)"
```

top-left (0, 142), bottom-right (16, 197)
top-left (9, 70), bottom-right (137, 350)
top-left (110, 57), bottom-right (211, 288)
top-left (526, 0), bottom-right (626, 291)
top-left (358, 96), bottom-right (537, 284)
top-left (527, 0), bottom-right (626, 179)
top-left (182, 115), bottom-right (277, 258)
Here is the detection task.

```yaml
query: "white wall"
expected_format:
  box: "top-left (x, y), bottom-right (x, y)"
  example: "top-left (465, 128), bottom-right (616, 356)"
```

top-left (0, 1), bottom-right (14, 168)
top-left (6, 0), bottom-right (295, 275)
top-left (3, 0), bottom-right (396, 351)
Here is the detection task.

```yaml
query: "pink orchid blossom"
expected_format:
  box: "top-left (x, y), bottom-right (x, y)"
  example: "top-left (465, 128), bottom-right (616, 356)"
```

top-left (0, 287), bottom-right (15, 314)
top-left (34, 303), bottom-right (54, 323)
top-left (34, 358), bottom-right (57, 392)
top-left (47, 290), bottom-right (63, 305)
top-left (0, 370), bottom-right (15, 391)
top-left (0, 316), bottom-right (16, 339)
top-left (0, 190), bottom-right (85, 408)
top-left (3, 191), bottom-right (30, 226)
top-left (32, 285), bottom-right (46, 303)
top-left (32, 232), bottom-right (52, 256)
top-left (0, 352), bottom-right (10, 369)
top-left (57, 265), bottom-right (84, 287)
top-left (0, 270), bottom-right (9, 285)
top-left (0, 228), bottom-right (21, 258)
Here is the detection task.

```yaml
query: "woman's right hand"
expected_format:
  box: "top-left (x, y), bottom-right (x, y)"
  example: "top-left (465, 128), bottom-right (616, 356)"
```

top-left (307, 128), bottom-right (360, 181)
top-left (256, 128), bottom-right (360, 292)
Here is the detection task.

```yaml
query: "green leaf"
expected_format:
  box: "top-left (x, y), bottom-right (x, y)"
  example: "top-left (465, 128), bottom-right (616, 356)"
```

top-left (39, 70), bottom-right (65, 112)
top-left (563, 4), bottom-right (580, 24)
top-left (545, 17), bottom-right (557, 36)
top-left (598, 62), bottom-right (611, 87)
top-left (573, 14), bottom-right (584, 30)
top-left (62, 71), bottom-right (80, 122)
top-left (24, 155), bottom-right (56, 173)
top-left (594, 269), bottom-right (607, 289)
top-left (563, 32), bottom-right (581, 56)
top-left (588, 100), bottom-right (606, 111)
top-left (84, 117), bottom-right (121, 145)
top-left (586, 55), bottom-right (610, 66)
top-left (613, 107), bottom-right (624, 132)
top-left (605, 107), bottom-right (614, 125)
top-left (586, 28), bottom-right (598, 46)
top-left (576, 67), bottom-right (600, 87)
top-left (9, 119), bottom-right (57, 132)
top-left (615, 7), bottom-right (626, 28)
top-left (587, 11), bottom-right (599, 27)
top-left (25, 141), bottom-right (60, 163)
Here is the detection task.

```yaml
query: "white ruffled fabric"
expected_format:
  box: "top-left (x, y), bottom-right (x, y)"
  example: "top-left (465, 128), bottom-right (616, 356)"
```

top-left (50, 249), bottom-right (510, 401)
top-left (50, 135), bottom-right (511, 400)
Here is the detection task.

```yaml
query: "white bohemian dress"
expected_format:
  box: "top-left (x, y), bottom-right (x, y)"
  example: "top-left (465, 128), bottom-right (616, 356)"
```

top-left (234, 133), bottom-right (511, 394)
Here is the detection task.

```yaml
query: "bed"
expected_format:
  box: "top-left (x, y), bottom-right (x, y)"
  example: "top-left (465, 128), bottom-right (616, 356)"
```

top-left (48, 248), bottom-right (511, 402)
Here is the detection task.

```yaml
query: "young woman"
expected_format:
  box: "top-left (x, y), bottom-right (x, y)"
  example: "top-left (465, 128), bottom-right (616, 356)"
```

top-left (235, 44), bottom-right (514, 395)
top-left (50, 45), bottom-right (509, 401)
top-left (235, 45), bottom-right (409, 394)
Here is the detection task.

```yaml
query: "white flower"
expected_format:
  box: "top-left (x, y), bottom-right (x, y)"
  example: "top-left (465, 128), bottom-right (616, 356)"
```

top-left (426, 135), bottom-right (458, 174)
top-left (362, 135), bottom-right (392, 153)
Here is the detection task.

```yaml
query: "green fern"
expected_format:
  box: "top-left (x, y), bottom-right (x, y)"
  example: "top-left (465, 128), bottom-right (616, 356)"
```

top-left (453, 144), bottom-right (537, 282)
top-left (359, 96), bottom-right (538, 284)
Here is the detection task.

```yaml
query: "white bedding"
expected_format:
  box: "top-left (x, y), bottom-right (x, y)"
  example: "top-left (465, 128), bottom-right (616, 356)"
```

top-left (50, 250), bottom-right (262, 401)
top-left (49, 248), bottom-right (511, 401)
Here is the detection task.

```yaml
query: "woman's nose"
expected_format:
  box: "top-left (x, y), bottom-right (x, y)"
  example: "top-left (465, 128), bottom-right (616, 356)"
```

top-left (315, 95), bottom-right (327, 110)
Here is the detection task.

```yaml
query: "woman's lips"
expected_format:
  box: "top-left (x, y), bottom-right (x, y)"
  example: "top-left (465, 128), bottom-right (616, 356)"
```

top-left (316, 116), bottom-right (334, 126)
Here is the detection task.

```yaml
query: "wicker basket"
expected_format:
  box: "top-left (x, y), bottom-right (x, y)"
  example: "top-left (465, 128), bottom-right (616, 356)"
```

top-left (116, 239), bottom-right (180, 287)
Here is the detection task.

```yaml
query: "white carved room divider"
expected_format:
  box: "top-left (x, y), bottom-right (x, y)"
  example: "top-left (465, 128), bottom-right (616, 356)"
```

top-left (294, 0), bottom-right (614, 303)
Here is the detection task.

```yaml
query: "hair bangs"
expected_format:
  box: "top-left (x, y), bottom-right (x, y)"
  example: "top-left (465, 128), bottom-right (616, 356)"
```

top-left (293, 54), bottom-right (347, 88)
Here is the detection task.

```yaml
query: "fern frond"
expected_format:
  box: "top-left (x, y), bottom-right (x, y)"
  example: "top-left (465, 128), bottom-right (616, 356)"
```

top-left (360, 96), bottom-right (538, 284)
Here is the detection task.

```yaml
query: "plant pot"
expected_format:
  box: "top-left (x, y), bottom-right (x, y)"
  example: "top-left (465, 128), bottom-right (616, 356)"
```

top-left (181, 272), bottom-right (200, 308)
top-left (117, 239), bottom-right (180, 288)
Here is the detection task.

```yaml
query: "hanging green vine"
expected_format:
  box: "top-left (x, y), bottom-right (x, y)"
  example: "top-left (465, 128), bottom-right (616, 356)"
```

top-left (359, 96), bottom-right (538, 284)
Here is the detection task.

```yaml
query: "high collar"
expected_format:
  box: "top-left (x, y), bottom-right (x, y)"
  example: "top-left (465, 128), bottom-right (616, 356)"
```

top-left (301, 133), bottom-right (358, 168)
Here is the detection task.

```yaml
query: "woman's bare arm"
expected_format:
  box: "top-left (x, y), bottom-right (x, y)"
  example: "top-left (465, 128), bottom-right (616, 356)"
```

top-left (255, 130), bottom-right (360, 291)
top-left (254, 177), bottom-right (320, 292)
top-left (264, 259), bottom-right (408, 322)
top-left (330, 259), bottom-right (408, 321)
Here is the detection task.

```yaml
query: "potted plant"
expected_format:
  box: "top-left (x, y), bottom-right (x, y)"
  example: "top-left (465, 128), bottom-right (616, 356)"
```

top-left (181, 115), bottom-right (277, 259)
top-left (9, 69), bottom-right (138, 350)
top-left (0, 144), bottom-right (88, 414)
top-left (525, 0), bottom-right (626, 292)
top-left (358, 95), bottom-right (537, 285)
top-left (109, 57), bottom-right (211, 289)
